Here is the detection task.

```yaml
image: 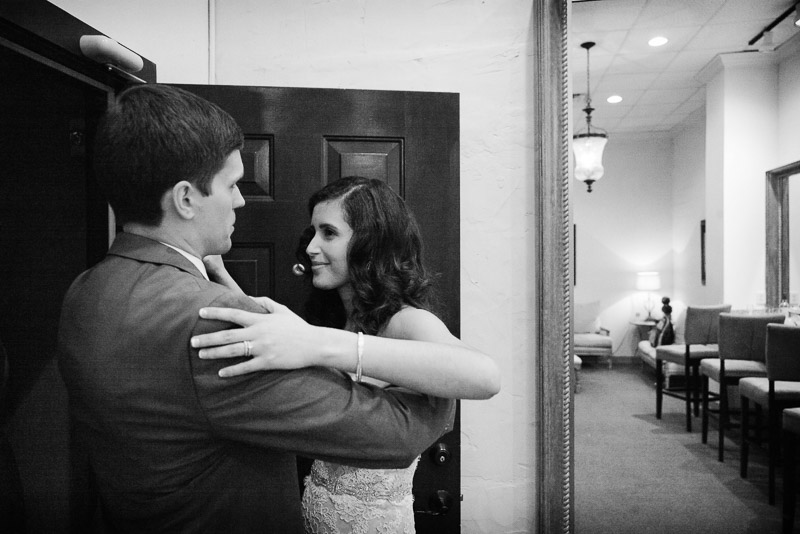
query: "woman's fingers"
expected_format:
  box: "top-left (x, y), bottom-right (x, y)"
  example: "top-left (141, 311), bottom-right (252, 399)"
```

top-left (198, 306), bottom-right (261, 326)
top-left (249, 296), bottom-right (281, 313)
top-left (196, 340), bottom-right (248, 359)
top-left (193, 305), bottom-right (319, 373)
top-left (191, 313), bottom-right (253, 350)
top-left (218, 360), bottom-right (263, 378)
top-left (249, 296), bottom-right (301, 319)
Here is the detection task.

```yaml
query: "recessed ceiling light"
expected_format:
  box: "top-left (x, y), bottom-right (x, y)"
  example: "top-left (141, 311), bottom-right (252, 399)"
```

top-left (648, 36), bottom-right (668, 47)
top-left (607, 95), bottom-right (623, 104)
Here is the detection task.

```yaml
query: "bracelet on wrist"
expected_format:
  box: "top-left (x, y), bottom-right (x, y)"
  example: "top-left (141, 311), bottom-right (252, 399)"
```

top-left (356, 331), bottom-right (364, 383)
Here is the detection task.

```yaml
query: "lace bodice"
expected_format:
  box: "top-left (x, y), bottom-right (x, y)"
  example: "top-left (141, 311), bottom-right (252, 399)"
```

top-left (301, 458), bottom-right (419, 534)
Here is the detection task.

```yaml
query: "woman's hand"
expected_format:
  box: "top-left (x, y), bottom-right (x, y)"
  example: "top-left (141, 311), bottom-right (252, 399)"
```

top-left (191, 296), bottom-right (332, 377)
top-left (203, 255), bottom-right (244, 295)
top-left (203, 254), bottom-right (225, 277)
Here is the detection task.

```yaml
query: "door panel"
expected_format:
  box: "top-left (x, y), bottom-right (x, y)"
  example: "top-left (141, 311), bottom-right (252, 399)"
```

top-left (323, 137), bottom-right (403, 192)
top-left (176, 84), bottom-right (460, 532)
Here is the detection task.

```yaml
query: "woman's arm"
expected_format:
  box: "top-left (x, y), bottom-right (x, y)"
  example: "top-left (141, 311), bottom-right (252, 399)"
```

top-left (367, 306), bottom-right (500, 399)
top-left (191, 298), bottom-right (500, 400)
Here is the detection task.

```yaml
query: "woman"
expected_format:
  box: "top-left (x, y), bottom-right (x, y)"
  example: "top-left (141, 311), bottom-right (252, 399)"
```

top-left (194, 176), bottom-right (499, 533)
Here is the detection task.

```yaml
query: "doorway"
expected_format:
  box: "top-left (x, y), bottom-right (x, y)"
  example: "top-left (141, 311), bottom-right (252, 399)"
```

top-left (0, 39), bottom-right (114, 532)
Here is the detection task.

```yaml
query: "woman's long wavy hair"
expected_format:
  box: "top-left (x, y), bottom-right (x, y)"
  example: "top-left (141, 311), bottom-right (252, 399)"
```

top-left (298, 176), bottom-right (437, 335)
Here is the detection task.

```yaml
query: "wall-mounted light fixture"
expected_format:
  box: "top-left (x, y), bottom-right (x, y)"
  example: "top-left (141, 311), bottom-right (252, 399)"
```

top-left (573, 41), bottom-right (608, 193)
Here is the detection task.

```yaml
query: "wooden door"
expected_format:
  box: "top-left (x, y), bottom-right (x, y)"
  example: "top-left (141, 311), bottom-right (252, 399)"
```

top-left (175, 84), bottom-right (461, 532)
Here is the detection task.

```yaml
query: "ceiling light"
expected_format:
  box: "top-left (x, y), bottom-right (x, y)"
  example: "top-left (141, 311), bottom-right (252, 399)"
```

top-left (607, 95), bottom-right (622, 104)
top-left (572, 41), bottom-right (608, 193)
top-left (795, 5), bottom-right (800, 27)
top-left (648, 36), bottom-right (668, 47)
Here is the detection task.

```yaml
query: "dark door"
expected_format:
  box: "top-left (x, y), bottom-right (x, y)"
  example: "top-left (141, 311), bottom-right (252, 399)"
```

top-left (175, 84), bottom-right (461, 532)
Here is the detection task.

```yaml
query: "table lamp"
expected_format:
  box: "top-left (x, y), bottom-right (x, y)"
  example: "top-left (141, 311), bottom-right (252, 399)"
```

top-left (636, 271), bottom-right (661, 321)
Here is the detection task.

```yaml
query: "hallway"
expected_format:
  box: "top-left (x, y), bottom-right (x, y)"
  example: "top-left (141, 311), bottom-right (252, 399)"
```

top-left (575, 364), bottom-right (793, 533)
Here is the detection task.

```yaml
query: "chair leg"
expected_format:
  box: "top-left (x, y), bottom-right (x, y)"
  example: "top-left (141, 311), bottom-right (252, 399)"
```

top-left (692, 364), bottom-right (701, 418)
top-left (741, 396), bottom-right (750, 479)
top-left (702, 375), bottom-right (709, 444)
top-left (685, 359), bottom-right (692, 432)
top-left (656, 359), bottom-right (663, 420)
top-left (784, 430), bottom-right (797, 534)
top-left (770, 404), bottom-right (779, 506)
top-left (719, 380), bottom-right (728, 463)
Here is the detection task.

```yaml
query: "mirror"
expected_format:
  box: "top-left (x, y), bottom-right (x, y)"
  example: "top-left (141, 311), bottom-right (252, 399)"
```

top-left (765, 159), bottom-right (800, 307)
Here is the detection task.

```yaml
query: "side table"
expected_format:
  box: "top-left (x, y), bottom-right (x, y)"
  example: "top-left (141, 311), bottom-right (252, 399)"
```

top-left (631, 319), bottom-right (657, 341)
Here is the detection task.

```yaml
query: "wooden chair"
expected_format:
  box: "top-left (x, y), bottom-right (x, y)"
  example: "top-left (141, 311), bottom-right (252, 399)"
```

top-left (740, 324), bottom-right (800, 505)
top-left (700, 312), bottom-right (785, 462)
top-left (656, 304), bottom-right (731, 432)
top-left (782, 407), bottom-right (800, 534)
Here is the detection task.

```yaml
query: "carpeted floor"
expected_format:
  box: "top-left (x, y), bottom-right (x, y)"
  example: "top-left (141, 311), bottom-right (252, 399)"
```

top-left (574, 363), bottom-right (797, 534)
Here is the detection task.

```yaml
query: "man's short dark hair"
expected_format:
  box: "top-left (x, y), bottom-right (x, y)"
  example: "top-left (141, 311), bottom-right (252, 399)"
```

top-left (94, 84), bottom-right (244, 226)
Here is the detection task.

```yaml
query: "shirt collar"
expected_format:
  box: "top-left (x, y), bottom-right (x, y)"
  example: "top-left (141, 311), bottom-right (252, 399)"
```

top-left (159, 242), bottom-right (209, 280)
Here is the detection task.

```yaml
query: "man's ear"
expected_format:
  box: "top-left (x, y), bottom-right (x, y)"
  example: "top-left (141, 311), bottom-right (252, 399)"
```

top-left (166, 180), bottom-right (198, 220)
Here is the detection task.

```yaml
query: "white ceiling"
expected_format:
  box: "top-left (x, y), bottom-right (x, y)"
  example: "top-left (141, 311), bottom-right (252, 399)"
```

top-left (571, 0), bottom-right (800, 134)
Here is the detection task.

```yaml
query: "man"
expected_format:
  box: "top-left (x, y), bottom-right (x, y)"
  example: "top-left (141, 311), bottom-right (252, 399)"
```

top-left (57, 84), bottom-right (454, 533)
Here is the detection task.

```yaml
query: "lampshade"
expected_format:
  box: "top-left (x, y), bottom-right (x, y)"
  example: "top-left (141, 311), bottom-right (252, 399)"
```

top-left (636, 271), bottom-right (661, 292)
top-left (573, 41), bottom-right (608, 193)
top-left (573, 132), bottom-right (607, 188)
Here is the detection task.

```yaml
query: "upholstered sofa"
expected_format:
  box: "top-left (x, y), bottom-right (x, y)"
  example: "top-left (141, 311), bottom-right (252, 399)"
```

top-left (574, 301), bottom-right (613, 369)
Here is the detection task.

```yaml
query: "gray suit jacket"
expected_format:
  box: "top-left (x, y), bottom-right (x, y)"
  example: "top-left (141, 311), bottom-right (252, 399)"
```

top-left (58, 233), bottom-right (454, 533)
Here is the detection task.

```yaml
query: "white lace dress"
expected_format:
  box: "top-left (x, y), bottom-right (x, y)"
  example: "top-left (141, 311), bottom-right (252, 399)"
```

top-left (301, 456), bottom-right (419, 534)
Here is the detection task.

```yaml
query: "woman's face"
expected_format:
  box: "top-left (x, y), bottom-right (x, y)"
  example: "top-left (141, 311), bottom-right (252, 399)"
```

top-left (306, 198), bottom-right (354, 293)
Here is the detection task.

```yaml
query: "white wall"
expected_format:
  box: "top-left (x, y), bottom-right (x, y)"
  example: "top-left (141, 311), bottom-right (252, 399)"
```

top-left (573, 133), bottom-right (673, 357)
top-left (777, 36), bottom-right (800, 166)
top-left (49, 0), bottom-right (209, 83)
top-left (703, 65), bottom-right (726, 307)
top-left (671, 112), bottom-right (708, 312)
top-left (701, 52), bottom-right (779, 309)
top-left (722, 55), bottom-right (777, 309)
top-left (777, 36), bottom-right (800, 301)
top-left (51, 1), bottom-right (537, 532)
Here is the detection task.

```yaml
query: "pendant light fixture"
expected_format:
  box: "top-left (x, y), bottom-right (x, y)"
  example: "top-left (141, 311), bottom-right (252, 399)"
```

top-left (573, 41), bottom-right (608, 193)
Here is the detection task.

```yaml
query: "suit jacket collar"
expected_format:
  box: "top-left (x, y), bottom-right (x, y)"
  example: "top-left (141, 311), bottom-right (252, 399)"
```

top-left (107, 232), bottom-right (206, 280)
